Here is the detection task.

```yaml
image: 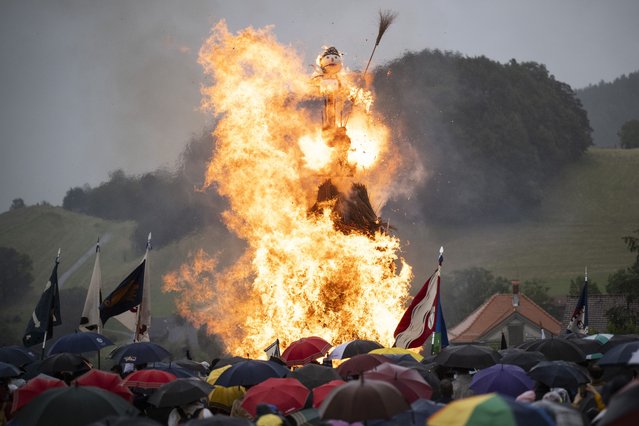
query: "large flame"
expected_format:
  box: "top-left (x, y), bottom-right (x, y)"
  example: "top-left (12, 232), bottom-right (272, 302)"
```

top-left (163, 21), bottom-right (413, 358)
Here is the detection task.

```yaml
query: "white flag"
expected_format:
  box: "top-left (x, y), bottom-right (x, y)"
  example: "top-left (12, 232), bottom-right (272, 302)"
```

top-left (79, 242), bottom-right (102, 332)
top-left (264, 339), bottom-right (281, 359)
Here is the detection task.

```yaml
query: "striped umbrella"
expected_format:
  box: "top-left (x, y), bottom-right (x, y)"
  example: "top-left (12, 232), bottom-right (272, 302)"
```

top-left (427, 393), bottom-right (554, 426)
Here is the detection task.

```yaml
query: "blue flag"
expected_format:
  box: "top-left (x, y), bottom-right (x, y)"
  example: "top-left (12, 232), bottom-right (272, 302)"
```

top-left (568, 274), bottom-right (588, 334)
top-left (99, 260), bottom-right (145, 326)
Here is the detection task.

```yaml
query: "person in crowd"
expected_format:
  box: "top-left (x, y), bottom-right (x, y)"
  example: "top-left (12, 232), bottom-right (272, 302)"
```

top-left (435, 379), bottom-right (454, 404)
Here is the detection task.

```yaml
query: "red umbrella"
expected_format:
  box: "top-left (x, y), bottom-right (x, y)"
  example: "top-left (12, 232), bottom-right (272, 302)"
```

top-left (336, 354), bottom-right (391, 378)
top-left (363, 362), bottom-right (433, 402)
top-left (122, 369), bottom-right (176, 389)
top-left (281, 336), bottom-right (332, 367)
top-left (74, 369), bottom-right (133, 401)
top-left (240, 377), bottom-right (310, 416)
top-left (11, 374), bottom-right (67, 413)
top-left (312, 379), bottom-right (346, 408)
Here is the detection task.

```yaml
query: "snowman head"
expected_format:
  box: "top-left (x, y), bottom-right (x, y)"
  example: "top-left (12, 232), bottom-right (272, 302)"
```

top-left (318, 46), bottom-right (343, 75)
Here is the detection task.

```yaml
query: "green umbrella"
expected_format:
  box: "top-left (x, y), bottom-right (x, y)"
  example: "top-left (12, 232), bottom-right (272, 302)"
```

top-left (10, 385), bottom-right (138, 426)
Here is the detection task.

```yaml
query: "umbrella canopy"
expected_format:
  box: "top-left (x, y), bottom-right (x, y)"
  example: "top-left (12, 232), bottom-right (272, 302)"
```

top-left (208, 385), bottom-right (246, 411)
top-left (289, 363), bottom-right (342, 389)
top-left (147, 378), bottom-right (214, 407)
top-left (211, 356), bottom-right (251, 369)
top-left (38, 352), bottom-right (92, 376)
top-left (328, 340), bottom-right (383, 360)
top-left (469, 364), bottom-right (533, 398)
top-left (600, 334), bottom-right (639, 353)
top-left (369, 399), bottom-right (443, 426)
top-left (73, 369), bottom-right (133, 401)
top-left (569, 336), bottom-right (605, 356)
top-left (0, 345), bottom-right (37, 367)
top-left (598, 341), bottom-right (639, 366)
top-left (122, 369), bottom-right (177, 389)
top-left (146, 362), bottom-right (198, 378)
top-left (47, 332), bottom-right (114, 355)
top-left (531, 400), bottom-right (585, 426)
top-left (184, 416), bottom-right (253, 425)
top-left (109, 342), bottom-right (171, 364)
top-left (598, 379), bottom-right (639, 426)
top-left (85, 415), bottom-right (162, 425)
top-left (523, 338), bottom-right (586, 362)
top-left (369, 347), bottom-right (424, 362)
top-left (11, 374), bottom-right (68, 414)
top-left (215, 360), bottom-right (289, 387)
top-left (434, 345), bottom-right (501, 370)
top-left (0, 360), bottom-right (21, 378)
top-left (312, 380), bottom-right (346, 408)
top-left (207, 364), bottom-right (232, 385)
top-left (10, 385), bottom-right (138, 426)
top-left (528, 360), bottom-right (589, 391)
top-left (363, 362), bottom-right (433, 403)
top-left (319, 378), bottom-right (410, 422)
top-left (499, 349), bottom-right (546, 372)
top-left (241, 377), bottom-right (310, 416)
top-left (287, 407), bottom-right (321, 426)
top-left (427, 393), bottom-right (554, 426)
top-left (335, 353), bottom-right (391, 378)
top-left (281, 336), bottom-right (332, 367)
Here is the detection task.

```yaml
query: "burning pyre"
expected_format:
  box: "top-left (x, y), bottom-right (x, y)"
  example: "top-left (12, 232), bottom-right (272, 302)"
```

top-left (163, 21), bottom-right (414, 357)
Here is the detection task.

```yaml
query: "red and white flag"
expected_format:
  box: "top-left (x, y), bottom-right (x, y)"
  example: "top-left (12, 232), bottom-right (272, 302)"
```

top-left (393, 268), bottom-right (441, 349)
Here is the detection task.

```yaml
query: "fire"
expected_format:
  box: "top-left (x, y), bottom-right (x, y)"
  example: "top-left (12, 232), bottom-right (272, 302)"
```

top-left (163, 21), bottom-right (414, 358)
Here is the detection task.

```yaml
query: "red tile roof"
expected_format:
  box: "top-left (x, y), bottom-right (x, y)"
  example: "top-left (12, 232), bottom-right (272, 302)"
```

top-left (449, 293), bottom-right (562, 342)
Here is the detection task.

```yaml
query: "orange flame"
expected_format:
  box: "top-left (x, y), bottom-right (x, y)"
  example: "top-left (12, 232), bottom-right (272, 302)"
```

top-left (163, 21), bottom-right (413, 358)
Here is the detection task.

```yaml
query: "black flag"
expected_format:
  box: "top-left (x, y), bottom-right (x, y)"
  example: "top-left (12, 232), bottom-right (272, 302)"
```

top-left (23, 259), bottom-right (62, 347)
top-left (99, 260), bottom-right (145, 326)
top-left (500, 331), bottom-right (508, 350)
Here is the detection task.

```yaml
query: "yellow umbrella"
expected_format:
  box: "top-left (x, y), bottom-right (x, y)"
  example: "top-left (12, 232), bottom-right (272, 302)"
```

top-left (369, 347), bottom-right (424, 362)
top-left (208, 384), bottom-right (246, 410)
top-left (207, 364), bottom-right (232, 385)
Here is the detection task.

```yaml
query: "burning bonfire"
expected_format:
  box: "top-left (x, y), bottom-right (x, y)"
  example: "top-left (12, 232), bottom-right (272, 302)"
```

top-left (164, 17), bottom-right (416, 358)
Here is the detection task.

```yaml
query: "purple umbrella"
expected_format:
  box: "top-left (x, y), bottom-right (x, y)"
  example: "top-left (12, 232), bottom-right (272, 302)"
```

top-left (469, 363), bottom-right (534, 398)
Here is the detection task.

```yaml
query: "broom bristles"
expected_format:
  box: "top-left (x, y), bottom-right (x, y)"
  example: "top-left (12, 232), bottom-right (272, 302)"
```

top-left (375, 10), bottom-right (397, 45)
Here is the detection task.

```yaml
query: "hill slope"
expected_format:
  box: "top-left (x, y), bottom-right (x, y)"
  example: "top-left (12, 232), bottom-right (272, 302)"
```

top-left (1, 147), bottom-right (637, 343)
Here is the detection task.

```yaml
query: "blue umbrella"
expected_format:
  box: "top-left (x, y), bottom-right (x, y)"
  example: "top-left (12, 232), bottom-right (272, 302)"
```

top-left (215, 359), bottom-right (289, 387)
top-left (109, 342), bottom-right (172, 364)
top-left (0, 345), bottom-right (37, 367)
top-left (598, 341), bottom-right (639, 366)
top-left (469, 363), bottom-right (534, 398)
top-left (48, 332), bottom-right (114, 355)
top-left (146, 362), bottom-right (197, 378)
top-left (0, 361), bottom-right (22, 378)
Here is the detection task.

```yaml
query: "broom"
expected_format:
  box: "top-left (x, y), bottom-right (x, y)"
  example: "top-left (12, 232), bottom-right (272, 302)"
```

top-left (363, 10), bottom-right (398, 77)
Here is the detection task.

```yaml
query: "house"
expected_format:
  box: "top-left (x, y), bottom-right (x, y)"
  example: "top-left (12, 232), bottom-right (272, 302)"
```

top-left (561, 294), bottom-right (639, 334)
top-left (448, 283), bottom-right (562, 347)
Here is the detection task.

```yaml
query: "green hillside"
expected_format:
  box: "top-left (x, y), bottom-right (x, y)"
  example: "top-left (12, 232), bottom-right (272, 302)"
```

top-left (396, 147), bottom-right (639, 294)
top-left (1, 147), bottom-right (637, 343)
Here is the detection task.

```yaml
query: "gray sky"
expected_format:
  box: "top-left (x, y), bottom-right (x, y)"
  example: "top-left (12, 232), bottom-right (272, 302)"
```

top-left (2, 0), bottom-right (638, 210)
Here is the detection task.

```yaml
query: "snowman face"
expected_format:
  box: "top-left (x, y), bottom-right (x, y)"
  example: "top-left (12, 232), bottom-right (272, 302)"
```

top-left (320, 53), bottom-right (342, 75)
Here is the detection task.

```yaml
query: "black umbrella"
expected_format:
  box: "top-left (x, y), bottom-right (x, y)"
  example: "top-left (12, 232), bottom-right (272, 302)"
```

top-left (289, 363), bottom-right (342, 389)
top-left (38, 353), bottom-right (92, 376)
top-left (434, 345), bottom-right (501, 370)
top-left (215, 359), bottom-right (289, 387)
top-left (184, 416), bottom-right (253, 425)
top-left (10, 385), bottom-right (138, 426)
top-left (328, 340), bottom-right (384, 360)
top-left (48, 332), bottom-right (114, 355)
top-left (528, 360), bottom-right (589, 391)
top-left (600, 335), bottom-right (639, 353)
top-left (523, 337), bottom-right (586, 362)
top-left (0, 345), bottom-right (37, 367)
top-left (87, 415), bottom-right (162, 426)
top-left (147, 378), bottom-right (214, 407)
top-left (146, 362), bottom-right (198, 378)
top-left (211, 356), bottom-right (250, 369)
top-left (598, 341), bottom-right (639, 366)
top-left (0, 361), bottom-right (22, 378)
top-left (109, 342), bottom-right (172, 364)
top-left (499, 349), bottom-right (546, 372)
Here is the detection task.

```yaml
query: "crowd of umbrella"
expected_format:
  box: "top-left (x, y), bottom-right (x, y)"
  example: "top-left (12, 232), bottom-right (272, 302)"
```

top-left (1, 332), bottom-right (639, 425)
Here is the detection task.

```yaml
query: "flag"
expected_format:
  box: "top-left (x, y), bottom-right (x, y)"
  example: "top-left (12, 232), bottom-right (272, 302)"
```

top-left (264, 339), bottom-right (281, 359)
top-left (79, 240), bottom-right (102, 332)
top-left (99, 260), bottom-right (145, 326)
top-left (431, 297), bottom-right (449, 354)
top-left (500, 331), bottom-right (508, 350)
top-left (394, 247), bottom-right (444, 349)
top-left (567, 272), bottom-right (588, 334)
top-left (23, 254), bottom-right (62, 347)
top-left (541, 328), bottom-right (546, 339)
top-left (134, 233), bottom-right (152, 342)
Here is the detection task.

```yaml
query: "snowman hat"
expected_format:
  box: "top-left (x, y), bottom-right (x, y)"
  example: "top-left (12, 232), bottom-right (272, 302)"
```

top-left (322, 46), bottom-right (341, 57)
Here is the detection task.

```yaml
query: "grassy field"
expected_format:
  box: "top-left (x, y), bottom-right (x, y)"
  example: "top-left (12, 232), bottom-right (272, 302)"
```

top-left (395, 148), bottom-right (639, 295)
top-left (1, 147), bottom-right (637, 342)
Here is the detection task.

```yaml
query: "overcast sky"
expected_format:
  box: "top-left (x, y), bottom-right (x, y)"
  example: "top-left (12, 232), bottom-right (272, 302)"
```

top-left (2, 0), bottom-right (638, 211)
